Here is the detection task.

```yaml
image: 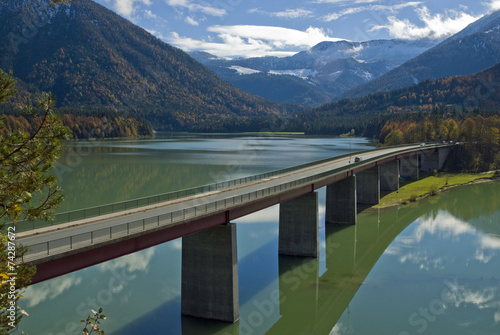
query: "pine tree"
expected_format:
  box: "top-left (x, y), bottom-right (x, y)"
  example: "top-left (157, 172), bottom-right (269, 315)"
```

top-left (0, 68), bottom-right (69, 332)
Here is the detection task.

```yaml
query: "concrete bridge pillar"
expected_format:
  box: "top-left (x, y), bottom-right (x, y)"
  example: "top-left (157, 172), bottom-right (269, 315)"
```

top-left (325, 176), bottom-right (357, 225)
top-left (181, 223), bottom-right (239, 322)
top-left (380, 160), bottom-right (400, 192)
top-left (357, 166), bottom-right (380, 205)
top-left (279, 192), bottom-right (319, 257)
top-left (400, 155), bottom-right (419, 180)
top-left (420, 147), bottom-right (451, 172)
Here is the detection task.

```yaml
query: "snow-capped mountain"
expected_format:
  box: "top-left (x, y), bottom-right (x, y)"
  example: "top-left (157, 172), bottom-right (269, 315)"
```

top-left (341, 10), bottom-right (500, 100)
top-left (191, 39), bottom-right (437, 107)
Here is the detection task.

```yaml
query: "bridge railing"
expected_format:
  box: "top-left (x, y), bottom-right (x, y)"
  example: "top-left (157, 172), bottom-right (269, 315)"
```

top-left (8, 143), bottom-right (439, 233)
top-left (20, 144), bottom-right (445, 262)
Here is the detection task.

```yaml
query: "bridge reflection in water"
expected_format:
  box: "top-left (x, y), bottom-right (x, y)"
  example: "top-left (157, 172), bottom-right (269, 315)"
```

top-left (116, 185), bottom-right (445, 335)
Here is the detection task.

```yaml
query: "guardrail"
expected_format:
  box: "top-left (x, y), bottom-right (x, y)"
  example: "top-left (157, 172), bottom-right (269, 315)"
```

top-left (20, 143), bottom-right (445, 262)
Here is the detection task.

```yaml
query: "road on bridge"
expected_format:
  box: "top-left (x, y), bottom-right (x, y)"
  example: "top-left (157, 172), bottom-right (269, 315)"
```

top-left (16, 143), bottom-right (447, 281)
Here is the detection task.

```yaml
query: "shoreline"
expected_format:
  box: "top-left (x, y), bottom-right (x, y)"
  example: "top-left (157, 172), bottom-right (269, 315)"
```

top-left (375, 172), bottom-right (499, 209)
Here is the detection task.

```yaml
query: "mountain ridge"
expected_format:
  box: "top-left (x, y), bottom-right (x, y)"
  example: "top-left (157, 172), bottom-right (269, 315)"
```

top-left (190, 39), bottom-right (437, 107)
top-left (339, 10), bottom-right (500, 100)
top-left (0, 0), bottom-right (282, 132)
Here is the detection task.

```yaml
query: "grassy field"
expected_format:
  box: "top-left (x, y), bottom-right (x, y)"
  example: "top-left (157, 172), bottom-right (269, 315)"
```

top-left (376, 172), bottom-right (498, 208)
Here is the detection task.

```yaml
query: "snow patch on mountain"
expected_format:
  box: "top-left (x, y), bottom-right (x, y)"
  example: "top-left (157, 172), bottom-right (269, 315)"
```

top-left (268, 69), bottom-right (318, 79)
top-left (307, 39), bottom-right (437, 66)
top-left (229, 66), bottom-right (261, 75)
top-left (353, 69), bottom-right (373, 81)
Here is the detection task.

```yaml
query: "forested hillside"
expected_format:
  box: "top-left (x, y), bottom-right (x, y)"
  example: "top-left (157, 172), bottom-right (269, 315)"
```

top-left (0, 108), bottom-right (153, 139)
top-left (0, 0), bottom-right (282, 133)
top-left (295, 62), bottom-right (500, 135)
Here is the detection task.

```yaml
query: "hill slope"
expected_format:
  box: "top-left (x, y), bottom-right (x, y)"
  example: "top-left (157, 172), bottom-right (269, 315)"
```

top-left (340, 10), bottom-right (500, 100)
top-left (0, 0), bottom-right (281, 131)
top-left (296, 62), bottom-right (500, 135)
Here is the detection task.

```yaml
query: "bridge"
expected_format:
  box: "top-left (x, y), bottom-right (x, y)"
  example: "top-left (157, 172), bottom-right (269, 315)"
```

top-left (15, 143), bottom-right (453, 322)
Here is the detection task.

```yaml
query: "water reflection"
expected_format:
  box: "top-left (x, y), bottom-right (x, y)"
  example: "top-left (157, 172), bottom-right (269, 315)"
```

top-left (19, 182), bottom-right (500, 335)
top-left (333, 183), bottom-right (500, 335)
top-left (23, 275), bottom-right (83, 308)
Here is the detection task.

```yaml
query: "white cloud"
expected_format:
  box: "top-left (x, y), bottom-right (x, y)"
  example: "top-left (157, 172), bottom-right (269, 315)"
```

top-left (323, 2), bottom-right (422, 22)
top-left (371, 6), bottom-right (481, 39)
top-left (475, 235), bottom-right (500, 262)
top-left (185, 16), bottom-right (199, 25)
top-left (144, 9), bottom-right (157, 19)
top-left (323, 7), bottom-right (364, 21)
top-left (487, 0), bottom-right (500, 12)
top-left (250, 8), bottom-right (314, 19)
top-left (413, 211), bottom-right (476, 242)
top-left (235, 206), bottom-right (278, 224)
top-left (443, 279), bottom-right (500, 324)
top-left (98, 248), bottom-right (155, 273)
top-left (398, 250), bottom-right (444, 271)
top-left (165, 0), bottom-right (226, 17)
top-left (313, 0), bottom-right (379, 3)
top-left (170, 239), bottom-right (182, 250)
top-left (23, 275), bottom-right (82, 308)
top-left (445, 281), bottom-right (498, 309)
top-left (146, 29), bottom-right (168, 40)
top-left (373, 1), bottom-right (424, 11)
top-left (170, 32), bottom-right (281, 58)
top-left (330, 322), bottom-right (349, 335)
top-left (474, 248), bottom-right (495, 263)
top-left (208, 25), bottom-right (345, 48)
top-left (480, 235), bottom-right (500, 250)
top-left (169, 25), bottom-right (347, 58)
top-left (105, 0), bottom-right (152, 18)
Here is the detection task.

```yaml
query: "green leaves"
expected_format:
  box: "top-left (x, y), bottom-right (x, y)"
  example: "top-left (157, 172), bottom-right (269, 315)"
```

top-left (0, 71), bottom-right (16, 105)
top-left (81, 307), bottom-right (106, 335)
top-left (0, 70), bottom-right (61, 333)
top-left (0, 84), bottom-right (70, 223)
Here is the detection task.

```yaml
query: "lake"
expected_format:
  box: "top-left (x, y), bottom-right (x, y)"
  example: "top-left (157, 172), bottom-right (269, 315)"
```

top-left (18, 134), bottom-right (500, 335)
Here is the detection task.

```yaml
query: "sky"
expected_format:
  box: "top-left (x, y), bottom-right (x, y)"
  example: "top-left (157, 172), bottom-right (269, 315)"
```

top-left (94, 0), bottom-right (500, 58)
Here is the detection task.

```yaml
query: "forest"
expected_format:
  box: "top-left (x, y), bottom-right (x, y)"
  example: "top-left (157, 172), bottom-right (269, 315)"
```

top-left (294, 62), bottom-right (500, 135)
top-left (0, 109), bottom-right (153, 139)
top-left (379, 114), bottom-right (500, 172)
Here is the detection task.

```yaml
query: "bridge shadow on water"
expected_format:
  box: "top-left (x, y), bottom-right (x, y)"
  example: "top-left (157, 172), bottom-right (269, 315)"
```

top-left (113, 182), bottom-right (500, 335)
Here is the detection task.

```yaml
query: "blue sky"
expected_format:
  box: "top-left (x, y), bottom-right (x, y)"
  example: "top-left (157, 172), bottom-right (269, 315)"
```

top-left (95, 0), bottom-right (500, 58)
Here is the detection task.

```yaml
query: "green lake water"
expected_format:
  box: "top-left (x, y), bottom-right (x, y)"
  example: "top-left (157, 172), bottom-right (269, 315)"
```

top-left (17, 134), bottom-right (500, 335)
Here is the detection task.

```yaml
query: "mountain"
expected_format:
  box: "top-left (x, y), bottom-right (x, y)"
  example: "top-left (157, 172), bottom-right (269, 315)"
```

top-left (340, 10), bottom-right (500, 100)
top-left (295, 62), bottom-right (500, 135)
top-left (0, 0), bottom-right (282, 132)
top-left (190, 39), bottom-right (436, 107)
